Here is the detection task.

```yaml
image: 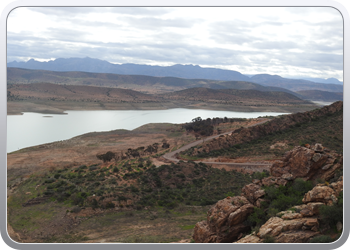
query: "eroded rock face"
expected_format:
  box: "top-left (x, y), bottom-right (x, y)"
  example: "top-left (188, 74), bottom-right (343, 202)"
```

top-left (275, 230), bottom-right (319, 243)
top-left (193, 221), bottom-right (217, 243)
top-left (270, 144), bottom-right (341, 181)
top-left (193, 196), bottom-right (254, 243)
top-left (257, 217), bottom-right (319, 239)
top-left (235, 234), bottom-right (262, 243)
top-left (241, 184), bottom-right (265, 205)
top-left (302, 179), bottom-right (343, 205)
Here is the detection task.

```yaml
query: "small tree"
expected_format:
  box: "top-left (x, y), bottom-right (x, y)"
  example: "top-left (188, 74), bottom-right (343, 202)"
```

top-left (96, 151), bottom-right (115, 162)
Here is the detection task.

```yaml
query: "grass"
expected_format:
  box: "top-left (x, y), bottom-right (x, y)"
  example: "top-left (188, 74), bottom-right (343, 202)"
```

top-left (179, 224), bottom-right (196, 230)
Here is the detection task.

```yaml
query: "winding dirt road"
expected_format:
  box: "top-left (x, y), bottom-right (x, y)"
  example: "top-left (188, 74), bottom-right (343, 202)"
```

top-left (162, 119), bottom-right (272, 168)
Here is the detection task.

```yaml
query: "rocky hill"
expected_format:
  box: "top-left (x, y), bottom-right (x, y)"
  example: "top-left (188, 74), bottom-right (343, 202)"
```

top-left (186, 101), bottom-right (343, 157)
top-left (193, 143), bottom-right (343, 243)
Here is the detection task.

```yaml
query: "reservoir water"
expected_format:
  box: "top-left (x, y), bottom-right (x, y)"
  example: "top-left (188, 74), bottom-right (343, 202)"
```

top-left (7, 109), bottom-right (288, 153)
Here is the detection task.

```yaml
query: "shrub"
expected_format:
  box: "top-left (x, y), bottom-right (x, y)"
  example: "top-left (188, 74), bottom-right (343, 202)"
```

top-left (319, 191), bottom-right (343, 227)
top-left (44, 178), bottom-right (55, 184)
top-left (118, 195), bottom-right (127, 202)
top-left (105, 202), bottom-right (115, 209)
top-left (71, 206), bottom-right (82, 213)
top-left (96, 151), bottom-right (115, 162)
top-left (89, 165), bottom-right (98, 171)
top-left (262, 234), bottom-right (275, 243)
top-left (309, 235), bottom-right (334, 243)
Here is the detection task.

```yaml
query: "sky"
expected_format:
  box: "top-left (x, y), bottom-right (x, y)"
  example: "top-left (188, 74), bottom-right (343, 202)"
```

top-left (6, 6), bottom-right (345, 81)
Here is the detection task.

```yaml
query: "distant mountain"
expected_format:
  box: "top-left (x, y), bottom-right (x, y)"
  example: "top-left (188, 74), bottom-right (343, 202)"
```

top-left (7, 57), bottom-right (251, 82)
top-left (7, 57), bottom-right (343, 93)
top-left (250, 74), bottom-right (343, 93)
top-left (292, 77), bottom-right (343, 85)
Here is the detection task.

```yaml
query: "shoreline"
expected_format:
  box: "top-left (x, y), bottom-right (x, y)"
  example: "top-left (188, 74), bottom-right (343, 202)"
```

top-left (7, 100), bottom-right (318, 115)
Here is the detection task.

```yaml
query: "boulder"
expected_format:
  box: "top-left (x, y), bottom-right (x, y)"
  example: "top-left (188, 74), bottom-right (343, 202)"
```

top-left (302, 185), bottom-right (337, 205)
top-left (235, 234), bottom-right (262, 243)
top-left (261, 177), bottom-right (288, 187)
top-left (193, 221), bottom-right (217, 243)
top-left (275, 230), bottom-right (319, 243)
top-left (257, 217), bottom-right (319, 239)
top-left (270, 144), bottom-right (340, 181)
top-left (193, 196), bottom-right (254, 243)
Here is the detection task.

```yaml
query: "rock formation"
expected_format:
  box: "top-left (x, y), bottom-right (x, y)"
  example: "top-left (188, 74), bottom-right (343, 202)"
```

top-left (192, 143), bottom-right (343, 243)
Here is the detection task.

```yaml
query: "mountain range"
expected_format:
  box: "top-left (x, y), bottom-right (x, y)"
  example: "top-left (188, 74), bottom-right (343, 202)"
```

top-left (7, 57), bottom-right (343, 93)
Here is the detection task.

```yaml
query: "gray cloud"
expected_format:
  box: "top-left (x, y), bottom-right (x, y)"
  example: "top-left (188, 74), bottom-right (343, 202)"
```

top-left (7, 7), bottom-right (344, 80)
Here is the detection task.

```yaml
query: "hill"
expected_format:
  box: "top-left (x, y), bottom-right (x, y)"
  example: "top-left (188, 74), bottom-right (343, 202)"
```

top-left (296, 90), bottom-right (343, 102)
top-left (7, 83), bottom-right (316, 115)
top-left (182, 101), bottom-right (343, 160)
top-left (158, 87), bottom-right (310, 106)
top-left (7, 67), bottom-right (298, 96)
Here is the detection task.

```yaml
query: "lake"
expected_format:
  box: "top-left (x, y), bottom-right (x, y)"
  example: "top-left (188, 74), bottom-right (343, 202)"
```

top-left (7, 109), bottom-right (288, 153)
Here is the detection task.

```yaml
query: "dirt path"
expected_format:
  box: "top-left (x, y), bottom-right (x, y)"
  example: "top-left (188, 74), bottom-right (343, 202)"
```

top-left (162, 119), bottom-right (272, 167)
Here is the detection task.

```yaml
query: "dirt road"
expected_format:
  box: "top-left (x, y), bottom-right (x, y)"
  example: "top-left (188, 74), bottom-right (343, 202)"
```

top-left (162, 119), bottom-right (272, 167)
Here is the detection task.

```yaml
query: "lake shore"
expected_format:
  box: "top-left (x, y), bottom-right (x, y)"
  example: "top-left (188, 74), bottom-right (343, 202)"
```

top-left (7, 100), bottom-right (318, 115)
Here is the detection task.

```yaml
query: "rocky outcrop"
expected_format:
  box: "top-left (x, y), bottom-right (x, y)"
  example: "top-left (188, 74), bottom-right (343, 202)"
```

top-left (234, 176), bottom-right (342, 243)
top-left (302, 177), bottom-right (343, 205)
top-left (193, 143), bottom-right (343, 243)
top-left (270, 143), bottom-right (342, 181)
top-left (193, 196), bottom-right (254, 242)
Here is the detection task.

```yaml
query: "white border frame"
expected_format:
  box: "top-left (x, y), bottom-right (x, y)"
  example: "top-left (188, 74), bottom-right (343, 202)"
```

top-left (1, 1), bottom-right (348, 249)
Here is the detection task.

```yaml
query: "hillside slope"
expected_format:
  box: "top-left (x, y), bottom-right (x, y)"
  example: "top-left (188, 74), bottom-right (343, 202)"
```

top-left (184, 101), bottom-right (343, 158)
top-left (7, 83), bottom-right (317, 114)
top-left (7, 67), bottom-right (297, 96)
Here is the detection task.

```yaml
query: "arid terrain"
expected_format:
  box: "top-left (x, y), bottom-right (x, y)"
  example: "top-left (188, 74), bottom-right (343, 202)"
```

top-left (7, 82), bottom-right (317, 115)
top-left (7, 118), bottom-right (267, 243)
top-left (7, 101), bottom-right (343, 244)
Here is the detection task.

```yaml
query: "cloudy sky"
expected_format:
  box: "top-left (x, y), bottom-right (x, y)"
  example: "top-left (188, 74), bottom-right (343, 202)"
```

top-left (7, 7), bottom-right (343, 80)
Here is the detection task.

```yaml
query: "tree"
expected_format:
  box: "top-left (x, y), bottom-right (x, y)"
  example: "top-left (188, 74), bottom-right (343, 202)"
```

top-left (96, 151), bottom-right (115, 162)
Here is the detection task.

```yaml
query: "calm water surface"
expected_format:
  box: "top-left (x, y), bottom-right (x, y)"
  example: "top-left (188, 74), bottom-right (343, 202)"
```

top-left (7, 109), bottom-right (288, 153)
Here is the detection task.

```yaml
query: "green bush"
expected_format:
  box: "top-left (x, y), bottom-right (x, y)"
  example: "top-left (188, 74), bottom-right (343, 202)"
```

top-left (319, 191), bottom-right (343, 228)
top-left (44, 178), bottom-right (55, 183)
top-left (262, 234), bottom-right (275, 243)
top-left (309, 235), bottom-right (334, 243)
top-left (89, 165), bottom-right (98, 171)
